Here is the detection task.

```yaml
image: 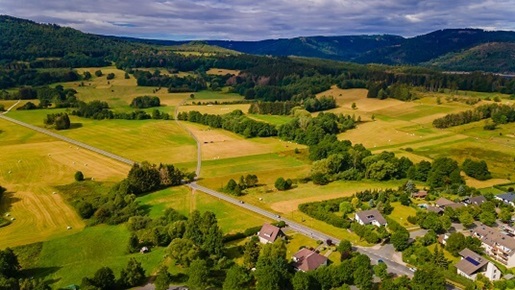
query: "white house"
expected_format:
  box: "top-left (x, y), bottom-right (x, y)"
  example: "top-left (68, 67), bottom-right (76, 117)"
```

top-left (456, 248), bottom-right (500, 281)
top-left (354, 209), bottom-right (387, 227)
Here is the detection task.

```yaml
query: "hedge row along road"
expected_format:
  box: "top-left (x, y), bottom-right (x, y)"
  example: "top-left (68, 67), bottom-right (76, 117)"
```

top-left (1, 103), bottom-right (414, 278)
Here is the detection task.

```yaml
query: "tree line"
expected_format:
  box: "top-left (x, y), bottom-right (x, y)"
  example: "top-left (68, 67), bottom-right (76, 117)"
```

top-left (71, 100), bottom-right (171, 120)
top-left (432, 103), bottom-right (515, 128)
top-left (247, 96), bottom-right (336, 115)
top-left (177, 110), bottom-right (277, 138)
top-left (130, 95), bottom-right (160, 109)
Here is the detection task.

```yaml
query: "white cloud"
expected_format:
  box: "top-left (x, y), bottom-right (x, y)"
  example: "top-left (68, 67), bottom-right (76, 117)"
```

top-left (0, 0), bottom-right (513, 40)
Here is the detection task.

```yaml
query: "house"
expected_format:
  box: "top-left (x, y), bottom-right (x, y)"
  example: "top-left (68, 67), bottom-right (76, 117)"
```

top-left (496, 192), bottom-right (515, 207)
top-left (456, 248), bottom-right (500, 281)
top-left (438, 233), bottom-right (450, 245)
top-left (472, 223), bottom-right (515, 267)
top-left (427, 205), bottom-right (444, 215)
top-left (465, 195), bottom-right (487, 206)
top-left (435, 197), bottom-right (463, 210)
top-left (411, 190), bottom-right (428, 199)
top-left (355, 209), bottom-right (387, 227)
top-left (257, 224), bottom-right (284, 244)
top-left (292, 248), bottom-right (328, 272)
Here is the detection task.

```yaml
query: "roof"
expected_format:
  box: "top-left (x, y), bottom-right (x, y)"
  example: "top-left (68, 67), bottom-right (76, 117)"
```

top-left (258, 224), bottom-right (283, 243)
top-left (473, 223), bottom-right (515, 251)
top-left (355, 209), bottom-right (387, 226)
top-left (427, 205), bottom-right (444, 214)
top-left (497, 192), bottom-right (515, 203)
top-left (412, 191), bottom-right (428, 198)
top-left (435, 197), bottom-right (456, 207)
top-left (293, 248), bottom-right (328, 271)
top-left (468, 196), bottom-right (487, 205)
top-left (446, 203), bottom-right (465, 210)
top-left (456, 248), bottom-right (488, 276)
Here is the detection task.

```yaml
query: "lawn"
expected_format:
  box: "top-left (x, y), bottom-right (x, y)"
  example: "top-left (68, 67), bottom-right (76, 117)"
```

top-left (388, 202), bottom-right (419, 230)
top-left (248, 114), bottom-right (294, 126)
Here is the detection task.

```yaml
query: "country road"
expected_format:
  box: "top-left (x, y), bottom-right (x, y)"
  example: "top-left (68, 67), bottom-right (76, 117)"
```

top-left (1, 104), bottom-right (413, 278)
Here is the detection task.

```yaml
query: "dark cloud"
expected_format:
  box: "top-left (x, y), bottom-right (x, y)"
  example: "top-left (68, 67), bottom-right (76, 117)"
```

top-left (1, 0), bottom-right (513, 40)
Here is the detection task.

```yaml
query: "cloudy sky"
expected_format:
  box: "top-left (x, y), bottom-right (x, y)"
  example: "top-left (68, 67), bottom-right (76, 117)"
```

top-left (1, 0), bottom-right (514, 40)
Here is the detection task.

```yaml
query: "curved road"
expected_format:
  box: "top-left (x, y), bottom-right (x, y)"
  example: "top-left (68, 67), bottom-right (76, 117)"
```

top-left (1, 101), bottom-right (413, 277)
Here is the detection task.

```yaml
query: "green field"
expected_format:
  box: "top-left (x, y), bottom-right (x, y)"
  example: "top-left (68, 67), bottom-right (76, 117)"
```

top-left (15, 225), bottom-right (169, 289)
top-left (136, 186), bottom-right (273, 234)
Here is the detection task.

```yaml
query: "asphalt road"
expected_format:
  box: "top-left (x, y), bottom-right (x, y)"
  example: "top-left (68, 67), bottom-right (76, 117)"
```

top-left (1, 107), bottom-right (413, 278)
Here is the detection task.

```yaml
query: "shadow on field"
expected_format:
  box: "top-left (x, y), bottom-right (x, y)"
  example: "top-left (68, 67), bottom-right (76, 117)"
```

top-left (21, 266), bottom-right (62, 281)
top-left (69, 123), bottom-right (83, 130)
top-left (0, 191), bottom-right (21, 213)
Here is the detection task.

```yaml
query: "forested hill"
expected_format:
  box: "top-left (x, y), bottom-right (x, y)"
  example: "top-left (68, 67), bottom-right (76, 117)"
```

top-left (0, 15), bottom-right (136, 67)
top-left (123, 28), bottom-right (515, 73)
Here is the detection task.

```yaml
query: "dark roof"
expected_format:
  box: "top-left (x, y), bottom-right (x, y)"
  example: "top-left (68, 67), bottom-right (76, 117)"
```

top-left (456, 248), bottom-right (488, 276)
top-left (497, 192), bottom-right (515, 203)
top-left (435, 197), bottom-right (455, 207)
top-left (258, 224), bottom-right (283, 243)
top-left (355, 209), bottom-right (387, 226)
top-left (468, 196), bottom-right (487, 205)
top-left (427, 205), bottom-right (444, 214)
top-left (293, 248), bottom-right (328, 271)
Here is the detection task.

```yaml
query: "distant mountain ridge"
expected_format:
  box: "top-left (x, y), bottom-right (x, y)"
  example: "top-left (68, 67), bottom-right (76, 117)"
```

top-left (1, 15), bottom-right (515, 73)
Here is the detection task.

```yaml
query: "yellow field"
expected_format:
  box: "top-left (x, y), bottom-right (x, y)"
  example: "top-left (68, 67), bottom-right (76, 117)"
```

top-left (206, 68), bottom-right (240, 76)
top-left (181, 122), bottom-right (300, 161)
top-left (0, 118), bottom-right (130, 248)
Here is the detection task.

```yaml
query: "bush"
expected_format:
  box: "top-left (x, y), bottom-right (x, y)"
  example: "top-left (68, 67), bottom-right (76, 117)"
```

top-left (275, 177), bottom-right (292, 191)
top-left (74, 171), bottom-right (84, 181)
top-left (106, 73), bottom-right (115, 80)
top-left (94, 70), bottom-right (103, 77)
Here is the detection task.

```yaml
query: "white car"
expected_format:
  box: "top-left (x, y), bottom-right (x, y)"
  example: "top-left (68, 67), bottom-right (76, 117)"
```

top-left (408, 267), bottom-right (416, 272)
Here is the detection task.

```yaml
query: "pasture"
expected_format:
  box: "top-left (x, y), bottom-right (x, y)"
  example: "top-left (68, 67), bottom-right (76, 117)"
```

top-left (0, 118), bottom-right (129, 248)
top-left (313, 86), bottom-right (514, 184)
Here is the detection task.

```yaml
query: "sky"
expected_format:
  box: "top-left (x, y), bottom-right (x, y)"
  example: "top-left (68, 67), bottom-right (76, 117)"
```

top-left (1, 0), bottom-right (514, 40)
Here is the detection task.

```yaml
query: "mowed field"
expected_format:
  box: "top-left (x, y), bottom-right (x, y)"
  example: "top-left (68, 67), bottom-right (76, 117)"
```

top-left (0, 118), bottom-right (130, 248)
top-left (7, 109), bottom-right (198, 167)
top-left (317, 86), bottom-right (514, 184)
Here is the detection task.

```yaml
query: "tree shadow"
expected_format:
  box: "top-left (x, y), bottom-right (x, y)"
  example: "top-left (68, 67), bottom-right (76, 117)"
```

top-left (1, 191), bottom-right (22, 214)
top-left (21, 266), bottom-right (62, 280)
top-left (68, 123), bottom-right (83, 130)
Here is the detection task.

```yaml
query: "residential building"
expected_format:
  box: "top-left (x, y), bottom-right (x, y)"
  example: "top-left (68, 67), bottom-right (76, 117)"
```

top-left (257, 224), bottom-right (284, 244)
top-left (292, 248), bottom-right (328, 272)
top-left (355, 209), bottom-right (387, 227)
top-left (427, 205), bottom-right (444, 215)
top-left (435, 197), bottom-right (463, 210)
top-left (464, 195), bottom-right (487, 206)
top-left (411, 190), bottom-right (428, 199)
top-left (496, 192), bottom-right (515, 207)
top-left (472, 223), bottom-right (515, 267)
top-left (456, 248), bottom-right (500, 281)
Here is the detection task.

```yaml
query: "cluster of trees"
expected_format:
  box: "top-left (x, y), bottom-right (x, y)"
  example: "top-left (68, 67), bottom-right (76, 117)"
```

top-left (133, 70), bottom-right (207, 92)
top-left (177, 110), bottom-right (277, 138)
top-left (248, 101), bottom-right (299, 115)
top-left (0, 69), bottom-right (80, 89)
top-left (71, 100), bottom-right (171, 120)
top-left (278, 112), bottom-right (356, 146)
top-left (3, 85), bottom-right (79, 110)
top-left (275, 177), bottom-right (293, 191)
top-left (367, 82), bottom-right (415, 101)
top-left (44, 112), bottom-right (71, 130)
top-left (462, 158), bottom-right (492, 180)
top-left (81, 259), bottom-right (146, 290)
top-left (0, 248), bottom-right (50, 289)
top-left (71, 162), bottom-right (191, 224)
top-left (433, 103), bottom-right (515, 128)
top-left (303, 96), bottom-right (337, 112)
top-left (308, 139), bottom-right (416, 184)
top-left (130, 95), bottom-right (161, 108)
top-left (223, 174), bottom-right (259, 196)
